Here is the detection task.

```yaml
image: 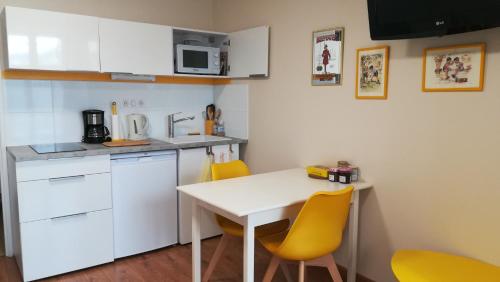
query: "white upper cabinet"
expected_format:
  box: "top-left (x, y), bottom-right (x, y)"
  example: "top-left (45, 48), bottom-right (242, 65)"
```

top-left (228, 26), bottom-right (269, 78)
top-left (99, 19), bottom-right (173, 75)
top-left (2, 6), bottom-right (100, 71)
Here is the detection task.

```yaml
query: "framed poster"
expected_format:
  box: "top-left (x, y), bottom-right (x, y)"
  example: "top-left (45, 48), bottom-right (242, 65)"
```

top-left (422, 43), bottom-right (485, 92)
top-left (355, 46), bottom-right (389, 100)
top-left (312, 27), bottom-right (344, 86)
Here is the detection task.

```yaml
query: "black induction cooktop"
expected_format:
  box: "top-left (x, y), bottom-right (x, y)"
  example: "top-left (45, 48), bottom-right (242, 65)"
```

top-left (30, 143), bottom-right (87, 154)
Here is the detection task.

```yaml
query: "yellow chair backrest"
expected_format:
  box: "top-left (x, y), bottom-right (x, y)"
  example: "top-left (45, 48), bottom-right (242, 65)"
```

top-left (275, 187), bottom-right (354, 261)
top-left (211, 160), bottom-right (251, 181)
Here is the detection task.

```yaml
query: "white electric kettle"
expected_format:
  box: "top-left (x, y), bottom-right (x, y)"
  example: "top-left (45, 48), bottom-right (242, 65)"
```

top-left (127, 114), bottom-right (149, 140)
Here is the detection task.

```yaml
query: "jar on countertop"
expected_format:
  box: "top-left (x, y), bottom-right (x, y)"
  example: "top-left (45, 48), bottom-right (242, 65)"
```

top-left (328, 168), bottom-right (339, 182)
top-left (338, 167), bottom-right (353, 184)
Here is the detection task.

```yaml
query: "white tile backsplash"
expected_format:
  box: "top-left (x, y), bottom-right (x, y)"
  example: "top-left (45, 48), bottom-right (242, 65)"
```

top-left (4, 113), bottom-right (55, 145)
top-left (214, 84), bottom-right (249, 139)
top-left (2, 80), bottom-right (233, 146)
top-left (5, 80), bottom-right (53, 113)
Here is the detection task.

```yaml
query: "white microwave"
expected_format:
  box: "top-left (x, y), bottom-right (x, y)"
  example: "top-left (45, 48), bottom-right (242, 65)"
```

top-left (176, 45), bottom-right (220, 75)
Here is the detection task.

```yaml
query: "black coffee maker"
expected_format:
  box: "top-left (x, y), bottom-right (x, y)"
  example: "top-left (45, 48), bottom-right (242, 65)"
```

top-left (82, 110), bottom-right (110, 144)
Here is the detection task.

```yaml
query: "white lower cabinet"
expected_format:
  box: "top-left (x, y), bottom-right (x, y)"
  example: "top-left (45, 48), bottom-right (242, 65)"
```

top-left (9, 155), bottom-right (113, 282)
top-left (20, 210), bottom-right (114, 281)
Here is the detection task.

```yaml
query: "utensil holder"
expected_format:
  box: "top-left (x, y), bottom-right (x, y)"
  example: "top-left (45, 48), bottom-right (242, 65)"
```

top-left (205, 120), bottom-right (214, 135)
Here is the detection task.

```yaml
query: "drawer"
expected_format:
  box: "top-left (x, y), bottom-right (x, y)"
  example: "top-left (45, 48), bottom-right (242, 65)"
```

top-left (20, 209), bottom-right (114, 281)
top-left (18, 173), bottom-right (112, 222)
top-left (16, 155), bottom-right (110, 182)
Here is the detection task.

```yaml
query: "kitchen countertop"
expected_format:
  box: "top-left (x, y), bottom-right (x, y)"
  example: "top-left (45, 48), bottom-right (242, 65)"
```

top-left (7, 137), bottom-right (247, 162)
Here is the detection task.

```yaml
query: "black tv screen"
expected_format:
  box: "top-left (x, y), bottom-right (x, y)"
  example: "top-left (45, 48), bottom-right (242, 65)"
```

top-left (368, 0), bottom-right (500, 40)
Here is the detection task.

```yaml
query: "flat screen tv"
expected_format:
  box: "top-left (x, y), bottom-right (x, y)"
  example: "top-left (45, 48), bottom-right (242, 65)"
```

top-left (368, 0), bottom-right (500, 40)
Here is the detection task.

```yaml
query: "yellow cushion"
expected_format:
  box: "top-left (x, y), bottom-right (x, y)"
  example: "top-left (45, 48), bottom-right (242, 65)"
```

top-left (216, 215), bottom-right (289, 238)
top-left (392, 250), bottom-right (500, 282)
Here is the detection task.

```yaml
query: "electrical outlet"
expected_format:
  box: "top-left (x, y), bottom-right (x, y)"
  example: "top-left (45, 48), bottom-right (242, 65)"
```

top-left (138, 99), bottom-right (144, 107)
top-left (123, 99), bottom-right (129, 108)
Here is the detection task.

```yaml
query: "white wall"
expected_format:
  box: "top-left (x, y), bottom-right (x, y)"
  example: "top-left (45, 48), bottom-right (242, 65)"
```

top-left (3, 80), bottom-right (214, 145)
top-left (213, 0), bottom-right (500, 281)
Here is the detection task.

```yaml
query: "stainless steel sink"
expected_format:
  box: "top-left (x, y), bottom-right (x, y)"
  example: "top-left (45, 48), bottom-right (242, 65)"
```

top-left (164, 135), bottom-right (230, 144)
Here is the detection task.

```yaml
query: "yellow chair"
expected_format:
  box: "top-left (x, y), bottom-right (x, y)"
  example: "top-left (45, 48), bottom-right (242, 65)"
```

top-left (392, 250), bottom-right (500, 282)
top-left (203, 160), bottom-right (290, 282)
top-left (259, 186), bottom-right (354, 282)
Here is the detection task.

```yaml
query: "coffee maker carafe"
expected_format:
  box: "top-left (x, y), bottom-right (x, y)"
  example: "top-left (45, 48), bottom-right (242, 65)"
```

top-left (82, 110), bottom-right (110, 144)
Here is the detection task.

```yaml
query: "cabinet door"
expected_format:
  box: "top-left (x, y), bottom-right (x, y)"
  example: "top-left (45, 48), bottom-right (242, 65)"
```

top-left (178, 147), bottom-right (222, 244)
top-left (3, 6), bottom-right (100, 71)
top-left (99, 18), bottom-right (173, 75)
top-left (228, 26), bottom-right (269, 78)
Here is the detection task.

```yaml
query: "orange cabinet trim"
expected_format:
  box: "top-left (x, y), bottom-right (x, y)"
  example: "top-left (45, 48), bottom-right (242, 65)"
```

top-left (2, 70), bottom-right (231, 85)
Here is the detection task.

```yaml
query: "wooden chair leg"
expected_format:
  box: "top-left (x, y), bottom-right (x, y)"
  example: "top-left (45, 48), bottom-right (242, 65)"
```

top-left (324, 255), bottom-right (343, 282)
top-left (279, 261), bottom-right (293, 282)
top-left (202, 234), bottom-right (230, 282)
top-left (262, 255), bottom-right (281, 282)
top-left (299, 261), bottom-right (306, 282)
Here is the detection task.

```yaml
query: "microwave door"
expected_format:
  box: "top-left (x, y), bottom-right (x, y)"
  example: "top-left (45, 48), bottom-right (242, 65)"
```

top-left (176, 45), bottom-right (220, 75)
top-left (183, 50), bottom-right (209, 74)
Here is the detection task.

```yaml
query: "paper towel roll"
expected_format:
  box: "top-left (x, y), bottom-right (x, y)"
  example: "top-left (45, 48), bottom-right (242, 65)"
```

top-left (111, 114), bottom-right (121, 141)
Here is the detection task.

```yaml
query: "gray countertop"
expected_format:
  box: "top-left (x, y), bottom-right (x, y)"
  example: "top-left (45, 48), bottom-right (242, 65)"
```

top-left (7, 137), bottom-right (247, 162)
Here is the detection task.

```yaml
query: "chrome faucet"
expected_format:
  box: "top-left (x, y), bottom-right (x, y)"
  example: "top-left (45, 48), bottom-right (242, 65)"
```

top-left (167, 112), bottom-right (195, 138)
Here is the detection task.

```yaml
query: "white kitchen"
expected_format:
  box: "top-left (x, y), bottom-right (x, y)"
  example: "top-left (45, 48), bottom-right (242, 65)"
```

top-left (0, 4), bottom-right (259, 281)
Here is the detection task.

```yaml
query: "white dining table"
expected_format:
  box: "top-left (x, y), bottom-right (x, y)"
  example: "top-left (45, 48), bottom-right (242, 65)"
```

top-left (177, 168), bottom-right (373, 282)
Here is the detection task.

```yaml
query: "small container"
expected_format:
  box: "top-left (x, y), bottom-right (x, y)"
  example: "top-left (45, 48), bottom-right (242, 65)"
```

top-left (217, 121), bottom-right (225, 136)
top-left (350, 167), bottom-right (359, 182)
top-left (328, 167), bottom-right (339, 182)
top-left (338, 167), bottom-right (353, 184)
top-left (337, 160), bottom-right (350, 168)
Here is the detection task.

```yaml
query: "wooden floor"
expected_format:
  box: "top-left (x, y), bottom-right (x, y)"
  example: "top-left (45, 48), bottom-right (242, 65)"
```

top-left (0, 236), bottom-right (360, 282)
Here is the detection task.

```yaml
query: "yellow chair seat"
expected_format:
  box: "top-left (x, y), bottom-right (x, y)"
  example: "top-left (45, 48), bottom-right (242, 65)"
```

top-left (259, 229), bottom-right (289, 253)
top-left (216, 215), bottom-right (290, 238)
top-left (392, 250), bottom-right (500, 282)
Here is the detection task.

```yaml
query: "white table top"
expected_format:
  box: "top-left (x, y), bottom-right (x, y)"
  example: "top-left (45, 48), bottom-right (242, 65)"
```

top-left (177, 168), bottom-right (373, 217)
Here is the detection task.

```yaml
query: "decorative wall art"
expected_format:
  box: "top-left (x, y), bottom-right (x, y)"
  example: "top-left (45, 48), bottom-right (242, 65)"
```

top-left (312, 27), bottom-right (344, 86)
top-left (355, 46), bottom-right (389, 99)
top-left (422, 43), bottom-right (485, 92)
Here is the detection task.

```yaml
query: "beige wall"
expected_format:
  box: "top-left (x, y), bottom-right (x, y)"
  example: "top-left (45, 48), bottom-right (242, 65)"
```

top-left (213, 0), bottom-right (500, 280)
top-left (0, 0), bottom-right (214, 29)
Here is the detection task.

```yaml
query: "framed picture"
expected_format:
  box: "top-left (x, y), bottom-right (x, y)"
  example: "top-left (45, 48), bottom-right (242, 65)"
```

top-left (422, 43), bottom-right (485, 92)
top-left (312, 27), bottom-right (344, 86)
top-left (355, 46), bottom-right (389, 99)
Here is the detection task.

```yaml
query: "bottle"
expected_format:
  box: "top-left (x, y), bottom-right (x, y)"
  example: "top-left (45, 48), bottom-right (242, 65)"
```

top-left (217, 120), bottom-right (225, 136)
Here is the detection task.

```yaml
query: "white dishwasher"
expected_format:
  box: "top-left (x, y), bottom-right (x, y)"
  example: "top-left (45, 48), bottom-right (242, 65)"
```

top-left (111, 150), bottom-right (178, 259)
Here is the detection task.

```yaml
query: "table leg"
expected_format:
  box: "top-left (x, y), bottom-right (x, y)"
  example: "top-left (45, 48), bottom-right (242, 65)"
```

top-left (243, 216), bottom-right (255, 282)
top-left (192, 200), bottom-right (202, 282)
top-left (347, 190), bottom-right (360, 282)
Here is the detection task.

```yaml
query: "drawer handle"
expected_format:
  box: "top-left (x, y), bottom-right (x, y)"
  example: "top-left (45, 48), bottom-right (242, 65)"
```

top-left (49, 175), bottom-right (86, 183)
top-left (50, 212), bottom-right (87, 221)
top-left (249, 73), bottom-right (267, 78)
top-left (47, 156), bottom-right (85, 161)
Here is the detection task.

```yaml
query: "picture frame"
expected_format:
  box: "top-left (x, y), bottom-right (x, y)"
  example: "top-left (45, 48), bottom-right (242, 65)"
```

top-left (422, 43), bottom-right (485, 92)
top-left (312, 27), bottom-right (344, 86)
top-left (355, 46), bottom-right (389, 100)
